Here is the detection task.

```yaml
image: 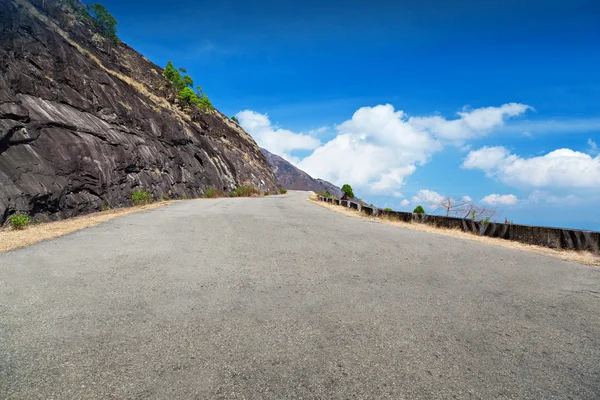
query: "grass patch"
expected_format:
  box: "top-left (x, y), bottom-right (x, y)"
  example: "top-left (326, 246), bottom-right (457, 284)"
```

top-left (0, 202), bottom-right (170, 254)
top-left (235, 186), bottom-right (260, 197)
top-left (279, 188), bottom-right (288, 194)
top-left (131, 189), bottom-right (152, 205)
top-left (204, 188), bottom-right (224, 198)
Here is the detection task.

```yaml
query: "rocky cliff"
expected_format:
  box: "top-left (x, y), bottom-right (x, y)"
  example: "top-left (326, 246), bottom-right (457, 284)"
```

top-left (0, 0), bottom-right (279, 224)
top-left (261, 148), bottom-right (341, 195)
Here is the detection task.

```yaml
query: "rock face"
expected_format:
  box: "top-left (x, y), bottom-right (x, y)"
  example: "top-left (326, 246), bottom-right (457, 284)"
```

top-left (261, 148), bottom-right (341, 195)
top-left (0, 0), bottom-right (279, 224)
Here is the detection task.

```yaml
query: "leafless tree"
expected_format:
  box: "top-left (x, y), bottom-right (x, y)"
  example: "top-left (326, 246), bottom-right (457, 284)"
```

top-left (434, 197), bottom-right (500, 221)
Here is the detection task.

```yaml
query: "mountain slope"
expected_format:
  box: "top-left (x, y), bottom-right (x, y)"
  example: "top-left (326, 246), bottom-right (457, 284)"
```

top-left (0, 0), bottom-right (278, 223)
top-left (261, 148), bottom-right (341, 195)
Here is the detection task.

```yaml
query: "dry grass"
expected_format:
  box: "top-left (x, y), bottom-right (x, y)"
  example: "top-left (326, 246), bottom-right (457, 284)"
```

top-left (309, 195), bottom-right (600, 267)
top-left (0, 202), bottom-right (169, 254)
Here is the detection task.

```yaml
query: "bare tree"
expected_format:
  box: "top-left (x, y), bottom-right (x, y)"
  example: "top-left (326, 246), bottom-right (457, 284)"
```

top-left (434, 197), bottom-right (500, 221)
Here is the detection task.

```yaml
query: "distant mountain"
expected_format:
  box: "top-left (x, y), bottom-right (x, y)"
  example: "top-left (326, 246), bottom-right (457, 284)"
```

top-left (261, 149), bottom-right (342, 195)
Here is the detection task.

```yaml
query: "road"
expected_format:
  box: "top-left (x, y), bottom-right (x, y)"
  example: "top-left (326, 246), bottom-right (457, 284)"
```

top-left (1, 191), bottom-right (599, 399)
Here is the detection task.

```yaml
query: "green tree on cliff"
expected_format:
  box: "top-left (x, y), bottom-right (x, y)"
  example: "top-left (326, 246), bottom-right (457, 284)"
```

top-left (87, 3), bottom-right (118, 44)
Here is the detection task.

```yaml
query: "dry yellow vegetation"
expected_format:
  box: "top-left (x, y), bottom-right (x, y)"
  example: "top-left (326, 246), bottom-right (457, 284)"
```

top-left (309, 195), bottom-right (600, 267)
top-left (0, 202), bottom-right (169, 254)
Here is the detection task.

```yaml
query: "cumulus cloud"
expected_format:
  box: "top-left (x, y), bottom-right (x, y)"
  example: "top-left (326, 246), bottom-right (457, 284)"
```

top-left (527, 190), bottom-right (581, 206)
top-left (589, 138), bottom-right (598, 155)
top-left (463, 146), bottom-right (600, 189)
top-left (408, 103), bottom-right (531, 141)
top-left (411, 189), bottom-right (445, 207)
top-left (236, 110), bottom-right (320, 162)
top-left (481, 194), bottom-right (519, 206)
top-left (400, 199), bottom-right (410, 207)
top-left (297, 104), bottom-right (441, 194)
top-left (240, 102), bottom-right (530, 195)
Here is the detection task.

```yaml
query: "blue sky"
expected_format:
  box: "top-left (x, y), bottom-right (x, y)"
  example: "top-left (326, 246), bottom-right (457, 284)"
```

top-left (103, 0), bottom-right (600, 230)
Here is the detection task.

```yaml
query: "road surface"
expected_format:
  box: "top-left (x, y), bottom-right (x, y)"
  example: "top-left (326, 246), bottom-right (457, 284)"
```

top-left (1, 191), bottom-right (599, 399)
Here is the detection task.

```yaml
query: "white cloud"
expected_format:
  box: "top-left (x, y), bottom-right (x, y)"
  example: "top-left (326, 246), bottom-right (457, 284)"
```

top-left (236, 110), bottom-right (320, 162)
top-left (481, 194), bottom-right (519, 206)
top-left (527, 190), bottom-right (581, 206)
top-left (297, 104), bottom-right (441, 194)
top-left (240, 102), bottom-right (531, 195)
top-left (400, 199), bottom-right (410, 207)
top-left (408, 103), bottom-right (531, 141)
top-left (589, 138), bottom-right (598, 155)
top-left (463, 146), bottom-right (600, 189)
top-left (411, 189), bottom-right (445, 207)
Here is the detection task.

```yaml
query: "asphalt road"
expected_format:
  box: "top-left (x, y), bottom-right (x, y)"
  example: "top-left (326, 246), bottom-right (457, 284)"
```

top-left (1, 191), bottom-right (599, 399)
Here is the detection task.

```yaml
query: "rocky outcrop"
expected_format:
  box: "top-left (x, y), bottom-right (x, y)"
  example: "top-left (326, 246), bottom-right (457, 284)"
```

top-left (261, 148), bottom-right (341, 195)
top-left (0, 0), bottom-right (279, 223)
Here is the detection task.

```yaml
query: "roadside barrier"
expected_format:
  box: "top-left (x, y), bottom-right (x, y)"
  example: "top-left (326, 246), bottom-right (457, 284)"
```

top-left (317, 196), bottom-right (599, 254)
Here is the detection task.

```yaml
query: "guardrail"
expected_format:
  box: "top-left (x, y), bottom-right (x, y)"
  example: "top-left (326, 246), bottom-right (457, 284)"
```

top-left (317, 196), bottom-right (600, 254)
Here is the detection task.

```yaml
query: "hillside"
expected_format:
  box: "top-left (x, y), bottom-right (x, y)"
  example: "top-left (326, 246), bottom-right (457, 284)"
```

top-left (261, 148), bottom-right (341, 195)
top-left (0, 0), bottom-right (278, 224)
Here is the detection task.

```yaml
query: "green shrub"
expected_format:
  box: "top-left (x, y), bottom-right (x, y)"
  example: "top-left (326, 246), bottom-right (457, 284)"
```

top-left (182, 194), bottom-right (189, 200)
top-left (131, 189), bottom-right (152, 205)
top-left (101, 202), bottom-right (111, 211)
top-left (264, 191), bottom-right (270, 196)
top-left (235, 186), bottom-right (260, 197)
top-left (341, 184), bottom-right (354, 198)
top-left (279, 188), bottom-right (287, 194)
top-left (413, 205), bottom-right (426, 214)
top-left (384, 207), bottom-right (392, 211)
top-left (204, 188), bottom-right (223, 198)
top-left (9, 213), bottom-right (30, 230)
top-left (231, 116), bottom-right (239, 124)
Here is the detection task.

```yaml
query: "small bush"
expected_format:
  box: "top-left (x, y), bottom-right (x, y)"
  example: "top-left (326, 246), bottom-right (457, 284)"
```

top-left (229, 191), bottom-right (238, 197)
top-left (279, 188), bottom-right (288, 194)
top-left (9, 213), bottom-right (30, 230)
top-left (264, 191), bottom-right (270, 196)
top-left (204, 188), bottom-right (223, 198)
top-left (235, 186), bottom-right (260, 197)
top-left (384, 207), bottom-right (392, 211)
top-left (182, 195), bottom-right (189, 200)
top-left (231, 116), bottom-right (239, 124)
top-left (131, 189), bottom-right (152, 205)
top-left (413, 205), bottom-right (426, 214)
top-left (101, 202), bottom-right (111, 211)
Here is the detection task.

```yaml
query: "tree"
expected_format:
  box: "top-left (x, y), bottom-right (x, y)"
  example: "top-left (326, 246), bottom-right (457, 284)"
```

top-left (434, 197), bottom-right (499, 221)
top-left (183, 74), bottom-right (194, 88)
top-left (87, 3), bottom-right (118, 44)
top-left (163, 61), bottom-right (177, 82)
top-left (341, 184), bottom-right (354, 199)
top-left (413, 205), bottom-right (426, 214)
top-left (231, 116), bottom-right (239, 124)
top-left (179, 87), bottom-right (199, 107)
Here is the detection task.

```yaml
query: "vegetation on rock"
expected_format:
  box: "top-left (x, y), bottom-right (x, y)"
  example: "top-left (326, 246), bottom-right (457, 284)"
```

top-left (162, 61), bottom-right (213, 115)
top-left (131, 189), bottom-right (152, 205)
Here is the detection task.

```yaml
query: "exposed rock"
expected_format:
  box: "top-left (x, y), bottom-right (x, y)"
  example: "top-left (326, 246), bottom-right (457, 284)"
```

top-left (261, 148), bottom-right (341, 195)
top-left (0, 0), bottom-right (278, 223)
